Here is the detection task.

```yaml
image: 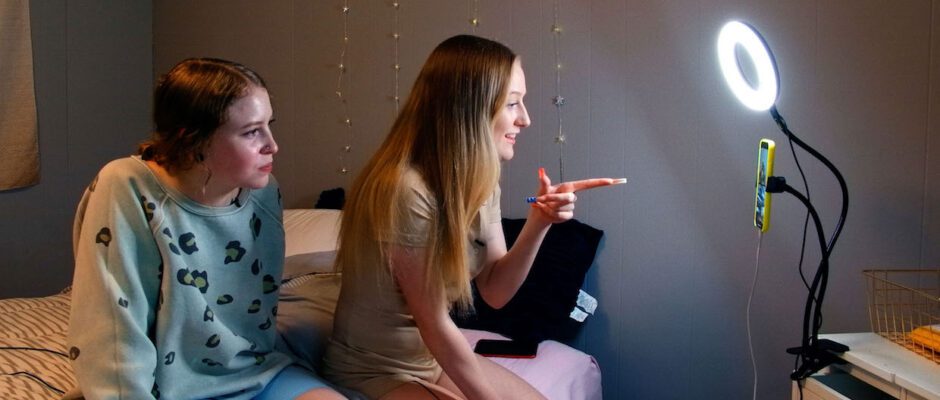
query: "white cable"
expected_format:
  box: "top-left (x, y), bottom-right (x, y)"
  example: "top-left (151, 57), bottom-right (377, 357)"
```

top-left (747, 231), bottom-right (763, 400)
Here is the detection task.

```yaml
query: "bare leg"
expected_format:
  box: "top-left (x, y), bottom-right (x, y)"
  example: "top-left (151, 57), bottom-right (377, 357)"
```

top-left (381, 381), bottom-right (463, 400)
top-left (435, 354), bottom-right (546, 400)
top-left (294, 387), bottom-right (349, 400)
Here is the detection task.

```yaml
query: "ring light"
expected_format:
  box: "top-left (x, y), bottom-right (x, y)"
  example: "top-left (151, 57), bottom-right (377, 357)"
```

top-left (717, 19), bottom-right (851, 384)
top-left (717, 21), bottom-right (779, 111)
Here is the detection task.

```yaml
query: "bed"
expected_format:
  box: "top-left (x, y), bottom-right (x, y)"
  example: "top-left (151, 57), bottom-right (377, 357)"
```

top-left (0, 209), bottom-right (602, 400)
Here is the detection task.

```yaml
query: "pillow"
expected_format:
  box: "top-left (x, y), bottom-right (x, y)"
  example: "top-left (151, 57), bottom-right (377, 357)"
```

top-left (460, 328), bottom-right (603, 400)
top-left (283, 250), bottom-right (337, 281)
top-left (283, 209), bottom-right (342, 280)
top-left (455, 218), bottom-right (603, 344)
top-left (276, 273), bottom-right (341, 372)
top-left (283, 209), bottom-right (342, 256)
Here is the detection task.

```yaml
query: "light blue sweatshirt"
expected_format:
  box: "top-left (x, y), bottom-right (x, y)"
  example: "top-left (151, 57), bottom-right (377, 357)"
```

top-left (68, 156), bottom-right (291, 399)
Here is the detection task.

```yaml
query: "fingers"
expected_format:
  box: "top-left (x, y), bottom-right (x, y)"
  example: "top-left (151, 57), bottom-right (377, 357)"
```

top-left (557, 178), bottom-right (617, 193)
top-left (529, 168), bottom-right (625, 223)
top-left (536, 167), bottom-right (552, 196)
top-left (530, 171), bottom-right (577, 223)
top-left (536, 167), bottom-right (625, 196)
top-left (532, 192), bottom-right (577, 206)
top-left (531, 192), bottom-right (575, 223)
top-left (532, 201), bottom-right (575, 224)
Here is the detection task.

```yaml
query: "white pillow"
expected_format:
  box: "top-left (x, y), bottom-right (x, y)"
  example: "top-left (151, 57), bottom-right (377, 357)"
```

top-left (282, 209), bottom-right (342, 279)
top-left (284, 209), bottom-right (342, 256)
top-left (460, 329), bottom-right (603, 400)
top-left (284, 250), bottom-right (337, 281)
top-left (276, 273), bottom-right (341, 372)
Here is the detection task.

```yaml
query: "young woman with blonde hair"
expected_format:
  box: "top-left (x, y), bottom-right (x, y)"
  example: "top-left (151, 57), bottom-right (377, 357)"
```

top-left (323, 35), bottom-right (616, 400)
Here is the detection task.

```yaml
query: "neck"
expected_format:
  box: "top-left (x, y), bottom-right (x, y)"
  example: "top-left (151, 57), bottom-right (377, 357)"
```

top-left (146, 160), bottom-right (238, 207)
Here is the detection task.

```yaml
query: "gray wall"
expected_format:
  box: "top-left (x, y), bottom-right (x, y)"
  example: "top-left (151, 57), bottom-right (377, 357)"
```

top-left (0, 1), bottom-right (152, 297)
top-left (1, 0), bottom-right (935, 399)
top-left (155, 2), bottom-right (940, 398)
top-left (153, 2), bottom-right (940, 398)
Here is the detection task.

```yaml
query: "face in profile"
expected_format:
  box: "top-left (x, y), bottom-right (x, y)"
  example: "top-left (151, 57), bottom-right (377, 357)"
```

top-left (203, 85), bottom-right (278, 191)
top-left (491, 60), bottom-right (531, 162)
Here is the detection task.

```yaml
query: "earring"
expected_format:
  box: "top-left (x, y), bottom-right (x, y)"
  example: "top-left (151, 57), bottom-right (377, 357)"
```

top-left (201, 165), bottom-right (212, 198)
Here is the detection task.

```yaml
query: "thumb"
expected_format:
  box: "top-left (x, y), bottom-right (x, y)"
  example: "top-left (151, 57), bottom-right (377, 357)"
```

top-left (537, 167), bottom-right (552, 195)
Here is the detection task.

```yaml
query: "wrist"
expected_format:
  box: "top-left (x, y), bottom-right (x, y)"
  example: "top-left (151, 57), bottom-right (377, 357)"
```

top-left (526, 206), bottom-right (554, 228)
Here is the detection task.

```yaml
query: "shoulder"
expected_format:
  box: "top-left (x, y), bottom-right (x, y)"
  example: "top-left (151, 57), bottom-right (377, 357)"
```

top-left (489, 184), bottom-right (501, 206)
top-left (396, 166), bottom-right (435, 218)
top-left (246, 174), bottom-right (283, 219)
top-left (87, 156), bottom-right (162, 200)
top-left (398, 166), bottom-right (434, 206)
top-left (483, 184), bottom-right (501, 218)
top-left (95, 156), bottom-right (150, 181)
top-left (399, 166), bottom-right (425, 190)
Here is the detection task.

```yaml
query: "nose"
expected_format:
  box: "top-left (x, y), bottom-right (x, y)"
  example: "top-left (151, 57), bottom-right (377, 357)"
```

top-left (517, 104), bottom-right (531, 127)
top-left (263, 133), bottom-right (278, 155)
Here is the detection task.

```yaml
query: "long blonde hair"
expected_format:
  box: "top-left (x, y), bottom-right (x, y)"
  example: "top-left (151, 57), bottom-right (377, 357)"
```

top-left (338, 35), bottom-right (515, 311)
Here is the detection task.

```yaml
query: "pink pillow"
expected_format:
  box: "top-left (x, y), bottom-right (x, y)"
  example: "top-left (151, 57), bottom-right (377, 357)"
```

top-left (460, 328), bottom-right (603, 400)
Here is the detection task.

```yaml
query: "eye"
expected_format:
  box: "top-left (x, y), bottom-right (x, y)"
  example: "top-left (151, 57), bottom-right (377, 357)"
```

top-left (244, 128), bottom-right (260, 137)
top-left (507, 102), bottom-right (519, 108)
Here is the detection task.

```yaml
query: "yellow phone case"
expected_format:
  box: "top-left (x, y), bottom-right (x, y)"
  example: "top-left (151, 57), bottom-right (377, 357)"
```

top-left (754, 139), bottom-right (776, 232)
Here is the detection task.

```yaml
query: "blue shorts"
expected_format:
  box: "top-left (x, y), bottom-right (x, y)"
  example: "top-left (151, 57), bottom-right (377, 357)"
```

top-left (256, 365), bottom-right (333, 400)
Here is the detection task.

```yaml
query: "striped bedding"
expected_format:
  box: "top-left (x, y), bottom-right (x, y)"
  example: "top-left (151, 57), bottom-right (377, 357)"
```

top-left (0, 289), bottom-right (75, 400)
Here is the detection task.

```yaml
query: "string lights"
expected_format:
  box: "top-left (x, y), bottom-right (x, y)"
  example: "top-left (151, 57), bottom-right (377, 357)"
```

top-left (330, 2), bottom-right (566, 178)
top-left (335, 1), bottom-right (353, 175)
top-left (551, 0), bottom-right (566, 181)
top-left (392, 2), bottom-right (402, 112)
top-left (467, 0), bottom-right (479, 33)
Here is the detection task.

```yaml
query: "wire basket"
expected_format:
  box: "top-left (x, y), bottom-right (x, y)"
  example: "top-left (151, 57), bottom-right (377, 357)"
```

top-left (864, 269), bottom-right (940, 364)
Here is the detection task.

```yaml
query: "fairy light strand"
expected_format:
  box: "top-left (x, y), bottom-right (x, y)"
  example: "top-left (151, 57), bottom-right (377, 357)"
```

top-left (467, 0), bottom-right (479, 33)
top-left (551, 0), bottom-right (566, 181)
top-left (392, 2), bottom-right (402, 112)
top-left (336, 1), bottom-right (353, 175)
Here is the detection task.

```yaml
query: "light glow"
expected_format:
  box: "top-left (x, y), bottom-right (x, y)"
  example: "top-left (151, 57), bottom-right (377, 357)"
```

top-left (717, 21), bottom-right (779, 111)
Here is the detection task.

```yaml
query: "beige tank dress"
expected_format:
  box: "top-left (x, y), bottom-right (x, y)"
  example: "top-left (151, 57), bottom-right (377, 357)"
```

top-left (322, 167), bottom-right (500, 398)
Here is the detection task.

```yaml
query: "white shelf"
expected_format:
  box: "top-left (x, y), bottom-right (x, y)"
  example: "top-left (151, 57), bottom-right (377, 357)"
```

top-left (807, 333), bottom-right (940, 400)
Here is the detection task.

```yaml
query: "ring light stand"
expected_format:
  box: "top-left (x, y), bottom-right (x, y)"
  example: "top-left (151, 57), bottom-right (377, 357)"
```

top-left (717, 20), bottom-right (850, 381)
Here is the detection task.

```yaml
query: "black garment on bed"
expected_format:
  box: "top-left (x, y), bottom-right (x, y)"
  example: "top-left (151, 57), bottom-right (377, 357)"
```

top-left (454, 217), bottom-right (603, 344)
top-left (314, 187), bottom-right (345, 210)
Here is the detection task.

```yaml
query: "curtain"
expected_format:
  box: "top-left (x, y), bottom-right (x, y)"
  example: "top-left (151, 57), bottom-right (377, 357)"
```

top-left (0, 0), bottom-right (38, 191)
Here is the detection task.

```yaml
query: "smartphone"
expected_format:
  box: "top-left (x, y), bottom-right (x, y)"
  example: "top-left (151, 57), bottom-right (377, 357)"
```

top-left (754, 138), bottom-right (776, 232)
top-left (473, 339), bottom-right (538, 359)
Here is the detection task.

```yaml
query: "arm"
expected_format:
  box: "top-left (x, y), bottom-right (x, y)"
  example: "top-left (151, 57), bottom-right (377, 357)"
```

top-left (69, 167), bottom-right (162, 399)
top-left (472, 208), bottom-right (549, 309)
top-left (475, 168), bottom-right (620, 308)
top-left (390, 245), bottom-right (499, 400)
